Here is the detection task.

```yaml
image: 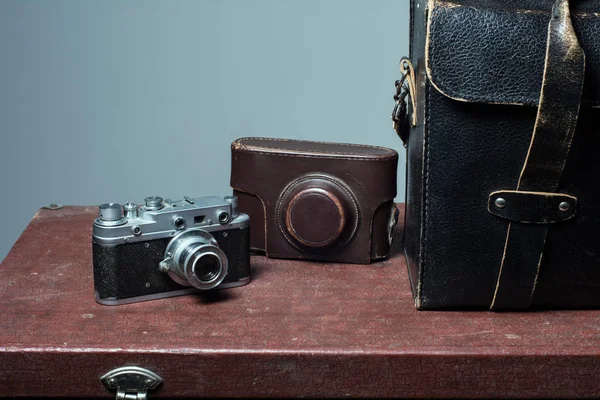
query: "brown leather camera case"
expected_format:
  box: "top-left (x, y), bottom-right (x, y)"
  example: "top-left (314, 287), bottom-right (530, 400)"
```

top-left (230, 138), bottom-right (398, 264)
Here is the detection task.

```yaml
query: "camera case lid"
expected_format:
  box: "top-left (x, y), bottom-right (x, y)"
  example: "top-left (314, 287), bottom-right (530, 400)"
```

top-left (277, 173), bottom-right (359, 251)
top-left (230, 137), bottom-right (399, 263)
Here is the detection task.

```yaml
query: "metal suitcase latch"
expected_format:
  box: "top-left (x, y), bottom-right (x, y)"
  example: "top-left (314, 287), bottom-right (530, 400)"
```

top-left (101, 366), bottom-right (162, 400)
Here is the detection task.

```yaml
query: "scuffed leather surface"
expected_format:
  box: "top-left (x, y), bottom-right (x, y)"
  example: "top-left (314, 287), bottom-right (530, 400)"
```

top-left (231, 138), bottom-right (398, 264)
top-left (6, 206), bottom-right (600, 397)
top-left (437, 0), bottom-right (600, 12)
top-left (532, 107), bottom-right (600, 308)
top-left (406, 0), bottom-right (600, 309)
top-left (427, 0), bottom-right (600, 107)
top-left (418, 91), bottom-right (533, 308)
top-left (404, 0), bottom-right (429, 303)
top-left (414, 90), bottom-right (600, 309)
top-left (491, 0), bottom-right (586, 310)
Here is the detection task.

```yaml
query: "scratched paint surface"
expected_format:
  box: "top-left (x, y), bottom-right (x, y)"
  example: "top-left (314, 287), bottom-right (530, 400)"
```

top-left (1, 206), bottom-right (600, 398)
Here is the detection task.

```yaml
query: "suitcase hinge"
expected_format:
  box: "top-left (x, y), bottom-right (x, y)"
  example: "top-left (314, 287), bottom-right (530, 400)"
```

top-left (101, 366), bottom-right (163, 400)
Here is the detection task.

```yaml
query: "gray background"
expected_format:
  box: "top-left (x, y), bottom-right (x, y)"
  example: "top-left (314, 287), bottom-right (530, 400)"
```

top-left (0, 0), bottom-right (409, 262)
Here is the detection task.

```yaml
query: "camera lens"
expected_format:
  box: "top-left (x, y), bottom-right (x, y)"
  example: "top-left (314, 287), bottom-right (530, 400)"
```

top-left (192, 254), bottom-right (221, 282)
top-left (184, 247), bottom-right (227, 290)
top-left (163, 230), bottom-right (229, 290)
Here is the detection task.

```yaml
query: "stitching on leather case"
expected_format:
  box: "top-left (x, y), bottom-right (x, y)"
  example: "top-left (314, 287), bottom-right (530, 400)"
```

top-left (236, 137), bottom-right (395, 151)
top-left (420, 26), bottom-right (433, 307)
top-left (275, 174), bottom-right (360, 252)
top-left (232, 149), bottom-right (397, 162)
top-left (242, 147), bottom-right (393, 156)
top-left (234, 137), bottom-right (397, 156)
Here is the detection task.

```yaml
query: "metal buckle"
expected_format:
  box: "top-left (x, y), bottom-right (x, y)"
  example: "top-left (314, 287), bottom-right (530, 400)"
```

top-left (391, 58), bottom-right (417, 145)
top-left (391, 74), bottom-right (409, 132)
top-left (101, 366), bottom-right (163, 400)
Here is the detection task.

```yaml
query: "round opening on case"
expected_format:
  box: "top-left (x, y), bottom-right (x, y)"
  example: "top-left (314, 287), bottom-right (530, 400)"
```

top-left (287, 189), bottom-right (346, 247)
top-left (276, 175), bottom-right (359, 251)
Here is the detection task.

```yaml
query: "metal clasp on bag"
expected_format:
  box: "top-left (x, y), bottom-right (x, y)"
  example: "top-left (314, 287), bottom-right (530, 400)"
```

top-left (391, 58), bottom-right (417, 145)
top-left (101, 366), bottom-right (162, 400)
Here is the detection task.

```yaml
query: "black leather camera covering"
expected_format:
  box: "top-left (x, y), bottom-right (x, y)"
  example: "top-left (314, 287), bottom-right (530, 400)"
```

top-left (93, 227), bottom-right (250, 302)
top-left (404, 0), bottom-right (600, 309)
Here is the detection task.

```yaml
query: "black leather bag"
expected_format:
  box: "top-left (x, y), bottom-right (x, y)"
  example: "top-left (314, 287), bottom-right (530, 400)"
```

top-left (394, 0), bottom-right (600, 310)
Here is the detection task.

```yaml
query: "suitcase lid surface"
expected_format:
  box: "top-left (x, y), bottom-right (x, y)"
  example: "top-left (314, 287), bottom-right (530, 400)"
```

top-left (3, 205), bottom-right (600, 398)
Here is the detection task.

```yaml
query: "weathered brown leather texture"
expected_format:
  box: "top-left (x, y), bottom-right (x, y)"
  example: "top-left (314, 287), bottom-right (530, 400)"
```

top-left (230, 138), bottom-right (398, 264)
top-left (404, 0), bottom-right (600, 309)
top-left (5, 206), bottom-right (600, 398)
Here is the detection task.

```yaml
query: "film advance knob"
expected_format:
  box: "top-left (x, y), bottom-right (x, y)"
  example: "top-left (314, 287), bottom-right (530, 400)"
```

top-left (224, 195), bottom-right (238, 217)
top-left (99, 203), bottom-right (123, 221)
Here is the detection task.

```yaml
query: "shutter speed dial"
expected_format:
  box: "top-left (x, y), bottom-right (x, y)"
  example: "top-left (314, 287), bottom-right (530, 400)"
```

top-left (96, 203), bottom-right (128, 226)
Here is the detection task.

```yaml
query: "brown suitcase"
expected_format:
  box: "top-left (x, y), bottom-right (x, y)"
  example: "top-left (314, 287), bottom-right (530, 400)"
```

top-left (3, 205), bottom-right (600, 398)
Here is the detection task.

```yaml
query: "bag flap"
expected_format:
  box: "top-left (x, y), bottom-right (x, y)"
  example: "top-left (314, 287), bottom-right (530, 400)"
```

top-left (426, 0), bottom-right (600, 107)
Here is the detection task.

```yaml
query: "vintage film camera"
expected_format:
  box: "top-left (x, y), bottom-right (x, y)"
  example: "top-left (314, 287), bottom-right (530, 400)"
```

top-left (92, 195), bottom-right (250, 305)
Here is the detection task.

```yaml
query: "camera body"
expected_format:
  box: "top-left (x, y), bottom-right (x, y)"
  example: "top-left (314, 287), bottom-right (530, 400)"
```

top-left (92, 195), bottom-right (250, 305)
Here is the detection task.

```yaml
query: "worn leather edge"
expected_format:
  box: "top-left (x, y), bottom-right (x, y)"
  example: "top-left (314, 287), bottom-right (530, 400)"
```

top-left (369, 200), bottom-right (396, 262)
top-left (490, 0), bottom-right (586, 310)
top-left (424, 0), bottom-right (600, 108)
top-left (231, 188), bottom-right (269, 254)
top-left (232, 137), bottom-right (399, 160)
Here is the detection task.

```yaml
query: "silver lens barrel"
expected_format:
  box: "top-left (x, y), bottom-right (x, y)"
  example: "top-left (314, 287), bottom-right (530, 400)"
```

top-left (180, 245), bottom-right (226, 289)
top-left (162, 229), bottom-right (228, 290)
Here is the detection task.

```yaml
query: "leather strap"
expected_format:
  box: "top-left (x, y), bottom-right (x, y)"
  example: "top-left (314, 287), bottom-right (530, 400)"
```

top-left (490, 0), bottom-right (586, 310)
top-left (488, 191), bottom-right (577, 224)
